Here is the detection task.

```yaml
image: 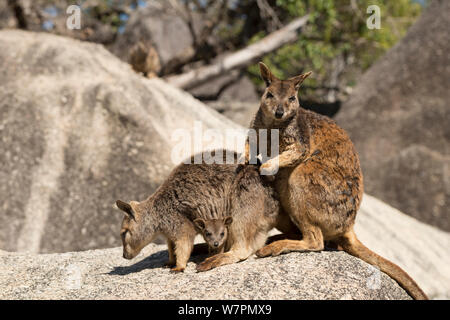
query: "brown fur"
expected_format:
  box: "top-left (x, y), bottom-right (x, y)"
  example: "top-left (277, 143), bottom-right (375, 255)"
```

top-left (129, 41), bottom-right (161, 78)
top-left (243, 62), bottom-right (428, 300)
top-left (116, 150), bottom-right (296, 273)
top-left (193, 217), bottom-right (233, 255)
top-left (196, 157), bottom-right (299, 272)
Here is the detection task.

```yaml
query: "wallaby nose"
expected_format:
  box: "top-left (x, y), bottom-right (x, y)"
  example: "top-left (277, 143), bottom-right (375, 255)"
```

top-left (214, 242), bottom-right (219, 247)
top-left (275, 108), bottom-right (284, 119)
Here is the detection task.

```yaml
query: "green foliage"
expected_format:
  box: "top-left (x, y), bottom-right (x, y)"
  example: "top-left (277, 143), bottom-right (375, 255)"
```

top-left (248, 0), bottom-right (423, 95)
top-left (90, 0), bottom-right (127, 32)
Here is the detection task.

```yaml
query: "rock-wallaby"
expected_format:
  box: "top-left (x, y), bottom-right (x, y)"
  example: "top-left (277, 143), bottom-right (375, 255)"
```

top-left (129, 41), bottom-right (161, 78)
top-left (242, 62), bottom-right (428, 300)
top-left (194, 216), bottom-right (233, 255)
top-left (196, 155), bottom-right (300, 272)
top-left (116, 150), bottom-right (296, 273)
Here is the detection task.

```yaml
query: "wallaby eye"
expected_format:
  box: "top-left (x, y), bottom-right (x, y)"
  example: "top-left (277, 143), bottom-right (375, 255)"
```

top-left (289, 96), bottom-right (296, 102)
top-left (220, 232), bottom-right (225, 237)
top-left (205, 232), bottom-right (212, 237)
top-left (266, 92), bottom-right (273, 99)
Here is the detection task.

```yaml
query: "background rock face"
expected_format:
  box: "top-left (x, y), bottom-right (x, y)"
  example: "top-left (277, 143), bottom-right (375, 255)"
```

top-left (0, 30), bottom-right (240, 254)
top-left (110, 1), bottom-right (202, 68)
top-left (0, 1), bottom-right (16, 29)
top-left (0, 194), bottom-right (448, 299)
top-left (335, 0), bottom-right (450, 231)
top-left (190, 73), bottom-right (260, 127)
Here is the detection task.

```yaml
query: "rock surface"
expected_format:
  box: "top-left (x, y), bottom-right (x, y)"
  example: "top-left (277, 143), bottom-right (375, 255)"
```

top-left (207, 101), bottom-right (259, 127)
top-left (110, 1), bottom-right (202, 69)
top-left (354, 195), bottom-right (450, 300)
top-left (189, 72), bottom-right (259, 102)
top-left (0, 1), bottom-right (16, 29)
top-left (336, 0), bottom-right (450, 231)
top-left (0, 30), bottom-right (241, 254)
top-left (1, 194), bottom-right (449, 300)
top-left (0, 245), bottom-right (410, 300)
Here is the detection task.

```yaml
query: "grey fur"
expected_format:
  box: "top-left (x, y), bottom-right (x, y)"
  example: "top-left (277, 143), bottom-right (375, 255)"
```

top-left (116, 150), bottom-right (295, 272)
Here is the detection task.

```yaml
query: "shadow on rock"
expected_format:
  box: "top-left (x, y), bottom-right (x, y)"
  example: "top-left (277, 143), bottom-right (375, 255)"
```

top-left (108, 249), bottom-right (208, 276)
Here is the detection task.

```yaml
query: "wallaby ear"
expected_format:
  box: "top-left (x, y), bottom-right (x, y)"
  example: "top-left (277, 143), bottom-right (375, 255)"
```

top-left (259, 62), bottom-right (275, 86)
top-left (194, 218), bottom-right (206, 230)
top-left (224, 216), bottom-right (233, 226)
top-left (116, 200), bottom-right (135, 220)
top-left (290, 71), bottom-right (312, 90)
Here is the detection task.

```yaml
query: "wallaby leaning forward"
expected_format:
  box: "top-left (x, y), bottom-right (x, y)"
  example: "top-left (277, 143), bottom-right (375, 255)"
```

top-left (116, 150), bottom-right (298, 273)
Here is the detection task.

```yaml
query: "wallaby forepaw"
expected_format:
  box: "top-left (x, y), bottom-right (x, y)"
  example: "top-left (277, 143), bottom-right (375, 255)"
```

top-left (255, 247), bottom-right (271, 258)
top-left (256, 244), bottom-right (281, 257)
top-left (259, 162), bottom-right (278, 177)
top-left (196, 254), bottom-right (224, 272)
top-left (170, 266), bottom-right (185, 273)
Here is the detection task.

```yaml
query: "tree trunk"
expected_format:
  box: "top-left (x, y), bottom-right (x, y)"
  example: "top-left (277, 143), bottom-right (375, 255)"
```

top-left (165, 15), bottom-right (309, 90)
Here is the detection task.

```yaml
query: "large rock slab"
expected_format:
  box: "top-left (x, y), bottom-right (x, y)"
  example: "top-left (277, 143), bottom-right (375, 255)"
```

top-left (0, 194), bottom-right (448, 299)
top-left (335, 0), bottom-right (450, 231)
top-left (0, 245), bottom-right (410, 300)
top-left (0, 30), bottom-right (240, 254)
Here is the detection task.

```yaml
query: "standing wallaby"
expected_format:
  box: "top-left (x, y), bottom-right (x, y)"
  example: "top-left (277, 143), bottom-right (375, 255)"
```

top-left (116, 150), bottom-right (297, 273)
top-left (242, 62), bottom-right (427, 300)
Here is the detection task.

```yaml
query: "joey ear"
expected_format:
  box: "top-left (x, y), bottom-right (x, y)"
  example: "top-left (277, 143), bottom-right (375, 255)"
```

top-left (194, 219), bottom-right (205, 230)
top-left (224, 216), bottom-right (233, 226)
top-left (116, 200), bottom-right (135, 219)
top-left (290, 71), bottom-right (312, 90)
top-left (259, 62), bottom-right (275, 87)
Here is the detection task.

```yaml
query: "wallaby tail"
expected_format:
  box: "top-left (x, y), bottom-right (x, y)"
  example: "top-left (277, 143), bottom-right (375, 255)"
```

top-left (338, 229), bottom-right (428, 300)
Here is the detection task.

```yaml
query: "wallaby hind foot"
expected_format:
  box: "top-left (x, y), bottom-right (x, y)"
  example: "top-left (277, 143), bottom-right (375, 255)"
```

top-left (257, 225), bottom-right (324, 257)
top-left (196, 246), bottom-right (252, 272)
top-left (265, 233), bottom-right (302, 245)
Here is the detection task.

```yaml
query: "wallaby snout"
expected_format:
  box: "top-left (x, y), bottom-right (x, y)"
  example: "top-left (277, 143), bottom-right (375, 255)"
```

top-left (123, 251), bottom-right (135, 260)
top-left (275, 107), bottom-right (284, 119)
